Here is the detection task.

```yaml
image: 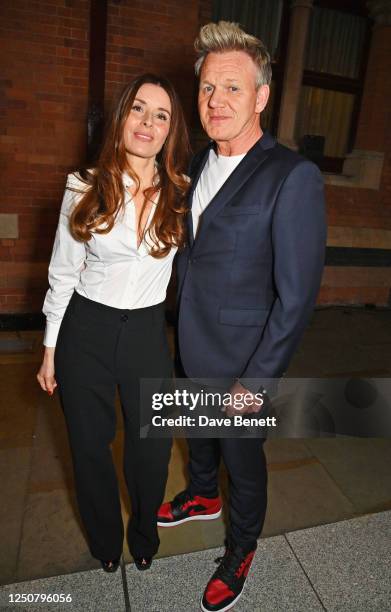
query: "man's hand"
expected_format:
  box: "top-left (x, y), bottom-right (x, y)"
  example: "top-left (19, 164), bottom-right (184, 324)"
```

top-left (37, 347), bottom-right (57, 395)
top-left (223, 380), bottom-right (265, 418)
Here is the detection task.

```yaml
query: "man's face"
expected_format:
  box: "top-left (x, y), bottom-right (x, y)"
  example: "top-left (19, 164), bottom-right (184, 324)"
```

top-left (198, 50), bottom-right (269, 145)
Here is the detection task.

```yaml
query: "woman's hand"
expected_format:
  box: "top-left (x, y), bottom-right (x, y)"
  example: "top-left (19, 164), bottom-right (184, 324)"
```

top-left (37, 347), bottom-right (58, 395)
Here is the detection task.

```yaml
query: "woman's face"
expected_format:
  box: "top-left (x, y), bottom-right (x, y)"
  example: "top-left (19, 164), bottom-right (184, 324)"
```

top-left (123, 83), bottom-right (172, 161)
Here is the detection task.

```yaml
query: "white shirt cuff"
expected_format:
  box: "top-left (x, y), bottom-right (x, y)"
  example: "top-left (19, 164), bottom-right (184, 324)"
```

top-left (43, 321), bottom-right (61, 347)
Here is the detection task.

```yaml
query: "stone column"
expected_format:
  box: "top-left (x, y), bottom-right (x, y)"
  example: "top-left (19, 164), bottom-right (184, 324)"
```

top-left (277, 0), bottom-right (313, 149)
top-left (340, 0), bottom-right (390, 188)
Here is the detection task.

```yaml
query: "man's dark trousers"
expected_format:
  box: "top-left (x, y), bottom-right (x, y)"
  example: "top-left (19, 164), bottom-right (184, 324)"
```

top-left (188, 436), bottom-right (267, 551)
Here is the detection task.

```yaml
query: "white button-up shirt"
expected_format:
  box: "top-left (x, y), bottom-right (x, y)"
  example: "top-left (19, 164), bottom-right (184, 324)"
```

top-left (42, 171), bottom-right (177, 347)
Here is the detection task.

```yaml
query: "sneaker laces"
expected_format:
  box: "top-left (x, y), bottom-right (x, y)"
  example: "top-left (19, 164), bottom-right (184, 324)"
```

top-left (214, 547), bottom-right (230, 565)
top-left (212, 548), bottom-right (247, 588)
top-left (173, 490), bottom-right (192, 508)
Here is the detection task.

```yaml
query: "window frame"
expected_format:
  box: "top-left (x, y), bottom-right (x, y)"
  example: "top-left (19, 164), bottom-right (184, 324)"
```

top-left (300, 0), bottom-right (372, 173)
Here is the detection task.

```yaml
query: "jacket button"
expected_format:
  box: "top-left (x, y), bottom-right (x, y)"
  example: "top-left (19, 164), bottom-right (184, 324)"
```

top-left (121, 314), bottom-right (128, 322)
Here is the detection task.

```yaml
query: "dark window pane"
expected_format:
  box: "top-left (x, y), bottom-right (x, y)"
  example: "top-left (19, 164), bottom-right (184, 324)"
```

top-left (212, 0), bottom-right (283, 59)
top-left (296, 86), bottom-right (355, 157)
top-left (305, 7), bottom-right (367, 78)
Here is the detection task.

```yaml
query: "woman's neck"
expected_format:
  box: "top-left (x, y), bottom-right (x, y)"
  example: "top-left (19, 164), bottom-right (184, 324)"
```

top-left (126, 154), bottom-right (157, 190)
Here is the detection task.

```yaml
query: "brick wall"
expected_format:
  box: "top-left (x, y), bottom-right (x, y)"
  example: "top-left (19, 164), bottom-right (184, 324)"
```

top-left (104, 0), bottom-right (200, 124)
top-left (0, 0), bottom-right (89, 313)
top-left (0, 0), bottom-right (390, 315)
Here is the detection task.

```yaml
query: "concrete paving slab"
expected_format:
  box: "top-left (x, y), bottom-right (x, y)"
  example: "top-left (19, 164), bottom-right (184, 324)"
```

top-left (199, 513), bottom-right (226, 550)
top-left (0, 565), bottom-right (125, 611)
top-left (303, 438), bottom-right (391, 513)
top-left (0, 363), bottom-right (39, 449)
top-left (125, 536), bottom-right (323, 612)
top-left (0, 448), bottom-right (31, 585)
top-left (157, 518), bottom-right (212, 559)
top-left (263, 462), bottom-right (355, 536)
top-left (286, 510), bottom-right (391, 612)
top-left (2, 512), bottom-right (390, 612)
top-left (265, 438), bottom-right (314, 464)
top-left (16, 489), bottom-right (95, 581)
top-left (28, 404), bottom-right (73, 495)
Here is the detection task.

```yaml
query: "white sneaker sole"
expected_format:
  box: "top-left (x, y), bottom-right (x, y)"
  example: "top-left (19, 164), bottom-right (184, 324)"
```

top-left (157, 508), bottom-right (222, 527)
top-left (200, 586), bottom-right (243, 612)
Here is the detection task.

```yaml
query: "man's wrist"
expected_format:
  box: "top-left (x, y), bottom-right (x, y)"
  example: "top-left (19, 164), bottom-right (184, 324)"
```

top-left (237, 377), bottom-right (267, 396)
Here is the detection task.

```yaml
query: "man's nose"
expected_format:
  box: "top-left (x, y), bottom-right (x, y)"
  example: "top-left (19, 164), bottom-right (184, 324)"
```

top-left (208, 89), bottom-right (225, 108)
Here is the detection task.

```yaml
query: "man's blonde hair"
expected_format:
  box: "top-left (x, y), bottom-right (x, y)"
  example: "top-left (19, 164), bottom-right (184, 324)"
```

top-left (194, 21), bottom-right (272, 88)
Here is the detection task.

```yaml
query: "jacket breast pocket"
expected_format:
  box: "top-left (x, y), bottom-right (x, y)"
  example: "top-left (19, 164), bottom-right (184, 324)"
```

top-left (219, 308), bottom-right (270, 327)
top-left (219, 206), bottom-right (260, 217)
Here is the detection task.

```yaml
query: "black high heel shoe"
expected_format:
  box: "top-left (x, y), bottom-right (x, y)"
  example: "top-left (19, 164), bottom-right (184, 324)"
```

top-left (100, 556), bottom-right (121, 573)
top-left (134, 556), bottom-right (153, 571)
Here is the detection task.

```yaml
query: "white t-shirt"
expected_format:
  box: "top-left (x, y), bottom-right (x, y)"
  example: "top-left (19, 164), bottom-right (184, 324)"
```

top-left (192, 149), bottom-right (246, 237)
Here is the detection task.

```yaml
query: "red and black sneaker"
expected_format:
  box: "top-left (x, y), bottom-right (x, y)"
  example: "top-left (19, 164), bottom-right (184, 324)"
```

top-left (157, 490), bottom-right (222, 527)
top-left (200, 544), bottom-right (256, 612)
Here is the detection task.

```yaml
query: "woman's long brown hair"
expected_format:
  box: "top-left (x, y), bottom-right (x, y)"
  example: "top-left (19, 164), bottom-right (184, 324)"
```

top-left (69, 74), bottom-right (191, 257)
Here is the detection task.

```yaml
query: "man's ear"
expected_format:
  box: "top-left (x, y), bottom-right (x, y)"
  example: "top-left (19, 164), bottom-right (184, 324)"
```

top-left (255, 84), bottom-right (270, 114)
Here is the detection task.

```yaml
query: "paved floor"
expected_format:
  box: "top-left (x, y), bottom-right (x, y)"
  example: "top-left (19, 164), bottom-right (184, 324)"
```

top-left (0, 307), bottom-right (390, 608)
top-left (1, 511), bottom-right (390, 611)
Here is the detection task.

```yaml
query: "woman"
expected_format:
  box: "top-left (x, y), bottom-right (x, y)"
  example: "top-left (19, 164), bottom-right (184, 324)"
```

top-left (36, 74), bottom-right (190, 572)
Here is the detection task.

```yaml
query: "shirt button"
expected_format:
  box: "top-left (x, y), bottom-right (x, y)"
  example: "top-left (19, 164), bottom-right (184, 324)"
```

top-left (121, 314), bottom-right (128, 322)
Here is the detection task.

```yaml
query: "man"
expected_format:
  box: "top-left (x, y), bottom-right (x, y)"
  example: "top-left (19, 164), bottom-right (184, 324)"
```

top-left (158, 21), bottom-right (326, 612)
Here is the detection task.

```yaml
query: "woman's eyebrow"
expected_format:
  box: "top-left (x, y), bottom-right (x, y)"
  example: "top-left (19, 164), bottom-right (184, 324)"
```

top-left (134, 97), bottom-right (171, 115)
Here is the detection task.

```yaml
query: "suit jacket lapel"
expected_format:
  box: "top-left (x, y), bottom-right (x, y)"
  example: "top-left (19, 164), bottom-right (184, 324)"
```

top-left (191, 133), bottom-right (275, 254)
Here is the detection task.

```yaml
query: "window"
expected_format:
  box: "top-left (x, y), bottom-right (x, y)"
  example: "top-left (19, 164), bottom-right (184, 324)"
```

top-left (296, 2), bottom-right (370, 172)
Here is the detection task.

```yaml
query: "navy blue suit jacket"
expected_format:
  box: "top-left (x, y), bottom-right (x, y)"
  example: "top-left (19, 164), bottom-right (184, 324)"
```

top-left (176, 131), bottom-right (327, 393)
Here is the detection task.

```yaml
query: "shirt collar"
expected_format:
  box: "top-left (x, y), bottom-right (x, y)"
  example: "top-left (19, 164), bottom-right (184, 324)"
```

top-left (122, 164), bottom-right (160, 190)
top-left (122, 172), bottom-right (134, 189)
top-left (122, 171), bottom-right (160, 207)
